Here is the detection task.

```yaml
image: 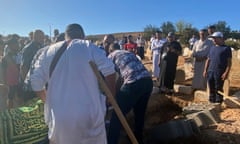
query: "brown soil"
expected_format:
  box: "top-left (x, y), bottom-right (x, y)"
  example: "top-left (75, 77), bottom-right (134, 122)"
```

top-left (119, 57), bottom-right (240, 144)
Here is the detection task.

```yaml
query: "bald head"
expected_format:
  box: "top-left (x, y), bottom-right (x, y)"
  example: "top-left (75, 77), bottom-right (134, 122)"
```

top-left (65, 23), bottom-right (85, 41)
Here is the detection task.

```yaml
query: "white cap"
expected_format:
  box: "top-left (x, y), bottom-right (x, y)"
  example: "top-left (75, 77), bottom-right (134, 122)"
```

top-left (209, 32), bottom-right (223, 38)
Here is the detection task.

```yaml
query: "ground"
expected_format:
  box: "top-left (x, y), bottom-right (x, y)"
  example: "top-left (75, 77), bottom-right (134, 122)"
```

top-left (119, 56), bottom-right (240, 144)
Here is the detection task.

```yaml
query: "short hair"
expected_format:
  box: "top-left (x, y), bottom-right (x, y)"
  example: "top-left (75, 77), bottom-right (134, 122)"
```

top-left (200, 29), bottom-right (207, 32)
top-left (33, 30), bottom-right (44, 41)
top-left (104, 34), bottom-right (115, 43)
top-left (65, 23), bottom-right (85, 40)
top-left (127, 35), bottom-right (132, 38)
top-left (109, 43), bottom-right (120, 52)
top-left (167, 32), bottom-right (175, 37)
top-left (208, 25), bottom-right (216, 30)
top-left (55, 33), bottom-right (65, 43)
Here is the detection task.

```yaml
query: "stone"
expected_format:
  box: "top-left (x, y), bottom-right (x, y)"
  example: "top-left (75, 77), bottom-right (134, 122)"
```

top-left (194, 90), bottom-right (208, 102)
top-left (175, 69), bottom-right (185, 83)
top-left (183, 102), bottom-right (221, 115)
top-left (185, 108), bottom-right (220, 128)
top-left (174, 84), bottom-right (193, 95)
top-left (151, 119), bottom-right (199, 142)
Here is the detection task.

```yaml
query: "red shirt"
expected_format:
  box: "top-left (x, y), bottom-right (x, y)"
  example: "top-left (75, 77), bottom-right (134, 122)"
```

top-left (124, 43), bottom-right (137, 53)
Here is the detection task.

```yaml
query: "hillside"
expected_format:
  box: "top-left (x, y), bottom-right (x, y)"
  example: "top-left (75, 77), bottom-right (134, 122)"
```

top-left (86, 31), bottom-right (144, 41)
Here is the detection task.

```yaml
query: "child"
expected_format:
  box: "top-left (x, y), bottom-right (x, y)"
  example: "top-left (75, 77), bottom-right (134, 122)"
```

top-left (203, 32), bottom-right (232, 103)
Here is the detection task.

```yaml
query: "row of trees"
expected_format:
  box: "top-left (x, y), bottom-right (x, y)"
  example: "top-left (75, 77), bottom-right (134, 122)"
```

top-left (143, 20), bottom-right (240, 48)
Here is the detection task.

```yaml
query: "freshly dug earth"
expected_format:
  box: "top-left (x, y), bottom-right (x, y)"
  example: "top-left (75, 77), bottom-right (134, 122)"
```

top-left (118, 57), bottom-right (240, 144)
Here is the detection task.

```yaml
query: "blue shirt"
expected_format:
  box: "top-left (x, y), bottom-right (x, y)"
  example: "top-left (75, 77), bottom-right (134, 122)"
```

top-left (108, 50), bottom-right (150, 84)
top-left (208, 45), bottom-right (232, 72)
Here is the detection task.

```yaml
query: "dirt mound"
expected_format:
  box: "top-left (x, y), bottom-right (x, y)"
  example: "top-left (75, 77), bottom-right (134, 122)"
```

top-left (118, 57), bottom-right (240, 144)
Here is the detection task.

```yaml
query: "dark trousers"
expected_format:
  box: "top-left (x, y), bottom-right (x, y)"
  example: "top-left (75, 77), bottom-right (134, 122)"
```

top-left (107, 78), bottom-right (153, 144)
top-left (163, 52), bottom-right (178, 89)
top-left (137, 46), bottom-right (145, 59)
top-left (207, 71), bottom-right (224, 103)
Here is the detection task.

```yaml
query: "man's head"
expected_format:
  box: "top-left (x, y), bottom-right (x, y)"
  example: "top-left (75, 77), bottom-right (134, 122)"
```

top-left (199, 29), bottom-right (208, 40)
top-left (127, 35), bottom-right (133, 43)
top-left (6, 38), bottom-right (19, 54)
top-left (155, 31), bottom-right (162, 40)
top-left (109, 43), bottom-right (120, 53)
top-left (209, 32), bottom-right (224, 46)
top-left (55, 33), bottom-right (65, 43)
top-left (54, 29), bottom-right (59, 37)
top-left (103, 34), bottom-right (115, 46)
top-left (65, 23), bottom-right (85, 41)
top-left (208, 25), bottom-right (216, 35)
top-left (33, 29), bottom-right (45, 45)
top-left (167, 32), bottom-right (175, 42)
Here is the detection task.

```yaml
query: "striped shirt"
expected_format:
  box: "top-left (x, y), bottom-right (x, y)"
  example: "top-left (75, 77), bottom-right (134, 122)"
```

top-left (108, 50), bottom-right (150, 84)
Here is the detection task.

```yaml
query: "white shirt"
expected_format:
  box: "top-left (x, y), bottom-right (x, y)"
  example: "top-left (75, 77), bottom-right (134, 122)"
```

top-left (30, 39), bottom-right (115, 144)
top-left (151, 38), bottom-right (167, 54)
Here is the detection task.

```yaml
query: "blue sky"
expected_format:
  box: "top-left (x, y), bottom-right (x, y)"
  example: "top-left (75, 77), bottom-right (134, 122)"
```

top-left (0, 0), bottom-right (239, 37)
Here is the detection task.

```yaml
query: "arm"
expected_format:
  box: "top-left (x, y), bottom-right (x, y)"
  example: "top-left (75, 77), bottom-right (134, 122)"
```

top-left (203, 58), bottom-right (209, 78)
top-left (30, 48), bottom-right (49, 102)
top-left (35, 89), bottom-right (46, 103)
top-left (151, 42), bottom-right (160, 51)
top-left (221, 58), bottom-right (232, 80)
top-left (91, 43), bottom-right (116, 96)
top-left (104, 73), bottom-right (116, 98)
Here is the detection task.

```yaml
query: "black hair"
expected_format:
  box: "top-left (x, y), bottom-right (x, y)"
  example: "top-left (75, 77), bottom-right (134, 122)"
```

top-left (65, 23), bottom-right (85, 39)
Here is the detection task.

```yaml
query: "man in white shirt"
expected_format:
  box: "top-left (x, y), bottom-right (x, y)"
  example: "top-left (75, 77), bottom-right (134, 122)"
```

top-left (151, 31), bottom-right (166, 79)
top-left (30, 23), bottom-right (116, 144)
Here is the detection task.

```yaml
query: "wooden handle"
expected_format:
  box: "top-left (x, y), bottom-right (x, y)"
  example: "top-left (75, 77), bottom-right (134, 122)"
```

top-left (89, 61), bottom-right (138, 144)
top-left (218, 90), bottom-right (240, 107)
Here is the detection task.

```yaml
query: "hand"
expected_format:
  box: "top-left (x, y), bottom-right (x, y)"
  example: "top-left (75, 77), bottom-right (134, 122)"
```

top-left (203, 70), bottom-right (207, 78)
top-left (221, 72), bottom-right (228, 80)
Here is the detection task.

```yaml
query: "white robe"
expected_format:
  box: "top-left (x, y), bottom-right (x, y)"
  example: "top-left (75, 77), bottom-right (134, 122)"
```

top-left (30, 39), bottom-right (115, 144)
top-left (151, 39), bottom-right (166, 78)
top-left (192, 39), bottom-right (213, 90)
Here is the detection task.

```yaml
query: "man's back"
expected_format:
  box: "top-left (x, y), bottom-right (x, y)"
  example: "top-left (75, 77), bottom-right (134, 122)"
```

top-left (30, 39), bottom-right (115, 144)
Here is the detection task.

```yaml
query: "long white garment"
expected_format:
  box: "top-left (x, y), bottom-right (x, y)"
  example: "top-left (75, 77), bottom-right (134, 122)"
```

top-left (151, 39), bottom-right (166, 78)
top-left (192, 39), bottom-right (213, 90)
top-left (30, 39), bottom-right (115, 144)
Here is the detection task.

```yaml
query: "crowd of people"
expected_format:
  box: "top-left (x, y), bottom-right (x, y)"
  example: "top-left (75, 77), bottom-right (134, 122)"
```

top-left (0, 23), bottom-right (232, 143)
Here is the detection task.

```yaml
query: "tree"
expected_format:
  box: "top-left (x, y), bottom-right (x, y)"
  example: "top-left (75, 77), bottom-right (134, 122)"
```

top-left (143, 24), bottom-right (160, 40)
top-left (175, 20), bottom-right (197, 45)
top-left (175, 20), bottom-right (192, 35)
top-left (214, 21), bottom-right (231, 38)
top-left (160, 21), bottom-right (176, 36)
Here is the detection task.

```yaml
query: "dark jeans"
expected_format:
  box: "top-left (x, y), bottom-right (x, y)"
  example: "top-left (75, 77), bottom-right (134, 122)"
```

top-left (137, 46), bottom-right (145, 59)
top-left (207, 71), bottom-right (224, 103)
top-left (107, 77), bottom-right (153, 144)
